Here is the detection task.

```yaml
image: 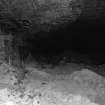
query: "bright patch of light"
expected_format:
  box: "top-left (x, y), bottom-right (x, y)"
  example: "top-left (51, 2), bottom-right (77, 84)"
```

top-left (5, 101), bottom-right (15, 105)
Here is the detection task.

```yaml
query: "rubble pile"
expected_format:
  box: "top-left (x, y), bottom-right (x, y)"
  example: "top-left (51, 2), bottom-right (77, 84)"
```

top-left (0, 62), bottom-right (104, 105)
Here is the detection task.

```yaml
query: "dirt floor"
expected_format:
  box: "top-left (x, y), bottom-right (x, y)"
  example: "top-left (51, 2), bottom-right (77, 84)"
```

top-left (0, 61), bottom-right (105, 105)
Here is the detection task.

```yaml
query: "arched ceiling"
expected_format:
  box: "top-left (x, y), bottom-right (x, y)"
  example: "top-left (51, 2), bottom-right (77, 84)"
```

top-left (0, 0), bottom-right (84, 35)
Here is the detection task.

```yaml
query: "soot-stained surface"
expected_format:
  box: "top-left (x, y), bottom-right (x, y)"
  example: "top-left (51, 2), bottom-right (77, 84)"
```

top-left (19, 19), bottom-right (105, 66)
top-left (0, 0), bottom-right (105, 68)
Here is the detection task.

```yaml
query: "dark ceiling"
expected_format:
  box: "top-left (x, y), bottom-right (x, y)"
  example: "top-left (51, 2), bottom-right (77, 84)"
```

top-left (0, 0), bottom-right (105, 65)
